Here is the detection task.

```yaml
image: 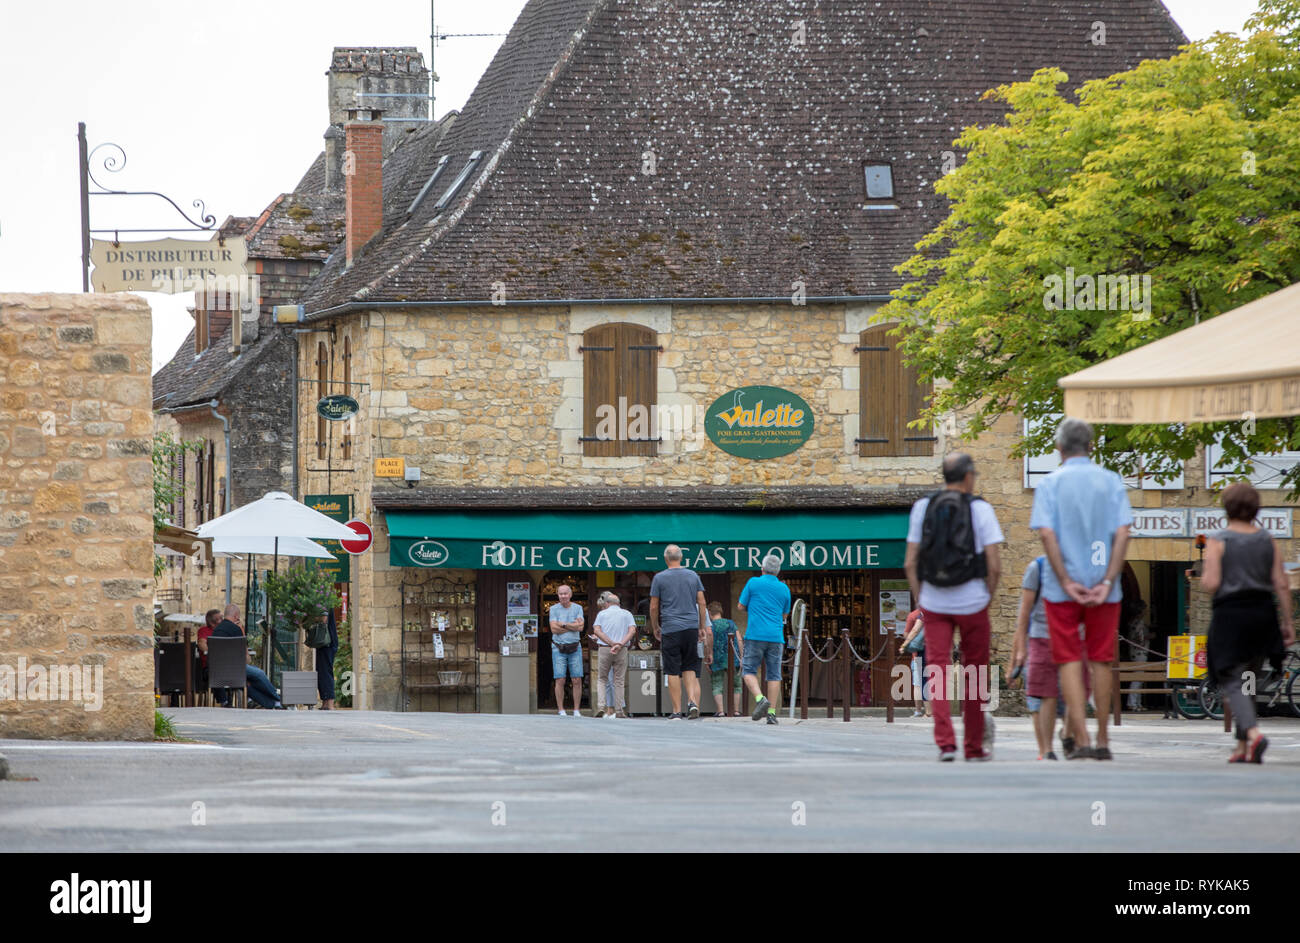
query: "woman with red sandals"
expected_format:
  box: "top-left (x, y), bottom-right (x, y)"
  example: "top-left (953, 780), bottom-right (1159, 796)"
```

top-left (1200, 482), bottom-right (1295, 764)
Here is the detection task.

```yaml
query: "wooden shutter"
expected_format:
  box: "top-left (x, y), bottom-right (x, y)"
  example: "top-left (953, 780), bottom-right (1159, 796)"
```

top-left (582, 324), bottom-right (619, 457)
top-left (900, 341), bottom-right (934, 457)
top-left (316, 342), bottom-right (329, 460)
top-left (858, 325), bottom-right (898, 457)
top-left (857, 325), bottom-right (934, 457)
top-left (621, 323), bottom-right (659, 457)
top-left (342, 335), bottom-right (353, 460)
top-left (206, 440), bottom-right (216, 520)
top-left (195, 447), bottom-right (206, 523)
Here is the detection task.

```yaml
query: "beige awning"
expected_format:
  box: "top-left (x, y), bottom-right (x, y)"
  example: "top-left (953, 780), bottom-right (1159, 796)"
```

top-left (1059, 281), bottom-right (1300, 424)
top-left (154, 523), bottom-right (213, 562)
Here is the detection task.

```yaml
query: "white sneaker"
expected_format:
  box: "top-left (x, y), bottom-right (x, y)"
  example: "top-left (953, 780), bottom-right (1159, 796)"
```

top-left (557, 709), bottom-right (567, 716)
top-left (603, 712), bottom-right (616, 720)
top-left (571, 710), bottom-right (581, 717)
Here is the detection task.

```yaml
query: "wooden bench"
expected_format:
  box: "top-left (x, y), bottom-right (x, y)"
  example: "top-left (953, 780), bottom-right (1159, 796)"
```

top-left (1110, 661), bottom-right (1174, 726)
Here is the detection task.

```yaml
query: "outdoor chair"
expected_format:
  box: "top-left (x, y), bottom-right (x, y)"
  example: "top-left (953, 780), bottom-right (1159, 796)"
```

top-left (207, 636), bottom-right (248, 708)
top-left (156, 642), bottom-right (190, 707)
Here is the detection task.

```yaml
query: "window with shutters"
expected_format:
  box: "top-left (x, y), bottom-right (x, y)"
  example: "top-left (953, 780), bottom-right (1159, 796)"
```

top-left (856, 325), bottom-right (934, 457)
top-left (581, 323), bottom-right (660, 457)
top-left (316, 342), bottom-right (329, 460)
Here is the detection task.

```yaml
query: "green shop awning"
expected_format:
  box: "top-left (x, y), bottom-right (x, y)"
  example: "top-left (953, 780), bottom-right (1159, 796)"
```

top-left (386, 509), bottom-right (909, 572)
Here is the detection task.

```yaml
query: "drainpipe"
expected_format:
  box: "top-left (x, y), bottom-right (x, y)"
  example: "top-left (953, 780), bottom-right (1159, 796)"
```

top-left (208, 400), bottom-right (232, 607)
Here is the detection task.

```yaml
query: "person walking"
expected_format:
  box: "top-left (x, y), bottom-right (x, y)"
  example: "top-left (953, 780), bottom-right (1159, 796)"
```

top-left (707, 601), bottom-right (743, 716)
top-left (1029, 418), bottom-right (1131, 760)
top-left (1200, 482), bottom-right (1295, 763)
top-left (1008, 556), bottom-right (1061, 759)
top-left (738, 554), bottom-right (791, 725)
top-left (592, 591), bottom-right (636, 718)
top-left (898, 608), bottom-right (929, 718)
top-left (904, 452), bottom-right (1003, 761)
top-left (548, 585), bottom-right (585, 717)
top-left (650, 545), bottom-right (711, 719)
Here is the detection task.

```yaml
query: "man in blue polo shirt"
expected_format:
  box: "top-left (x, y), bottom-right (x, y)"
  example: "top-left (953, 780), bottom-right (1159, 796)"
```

top-left (1030, 417), bottom-right (1132, 760)
top-left (738, 554), bottom-right (792, 725)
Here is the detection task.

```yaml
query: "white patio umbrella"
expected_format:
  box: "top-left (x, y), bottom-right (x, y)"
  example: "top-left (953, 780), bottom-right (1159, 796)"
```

top-left (211, 535), bottom-right (336, 559)
top-left (197, 492), bottom-right (356, 671)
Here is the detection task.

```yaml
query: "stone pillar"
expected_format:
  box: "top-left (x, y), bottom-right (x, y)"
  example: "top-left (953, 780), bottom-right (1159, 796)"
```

top-left (0, 293), bottom-right (155, 739)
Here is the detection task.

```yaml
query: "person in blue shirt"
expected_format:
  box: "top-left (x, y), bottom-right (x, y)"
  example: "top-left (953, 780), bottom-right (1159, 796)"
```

top-left (1030, 417), bottom-right (1132, 760)
top-left (738, 554), bottom-right (791, 725)
top-left (548, 585), bottom-right (586, 717)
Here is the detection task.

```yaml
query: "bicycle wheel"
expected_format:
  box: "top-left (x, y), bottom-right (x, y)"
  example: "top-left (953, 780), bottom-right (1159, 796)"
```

top-left (1198, 678), bottom-right (1224, 720)
top-left (1286, 661), bottom-right (1300, 719)
top-left (1170, 684), bottom-right (1205, 720)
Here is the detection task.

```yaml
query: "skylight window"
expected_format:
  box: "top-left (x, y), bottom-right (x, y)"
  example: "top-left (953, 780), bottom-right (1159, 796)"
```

top-left (864, 163), bottom-right (894, 199)
top-left (432, 150), bottom-right (485, 212)
top-left (407, 155), bottom-right (451, 216)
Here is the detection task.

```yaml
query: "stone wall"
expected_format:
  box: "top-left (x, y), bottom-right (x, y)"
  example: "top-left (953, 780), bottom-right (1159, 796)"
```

top-left (0, 293), bottom-right (154, 739)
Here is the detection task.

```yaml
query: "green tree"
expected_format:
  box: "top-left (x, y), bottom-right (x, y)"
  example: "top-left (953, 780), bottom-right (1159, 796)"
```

top-left (264, 565), bottom-right (340, 639)
top-left (152, 431), bottom-right (201, 579)
top-left (879, 1), bottom-right (1300, 492)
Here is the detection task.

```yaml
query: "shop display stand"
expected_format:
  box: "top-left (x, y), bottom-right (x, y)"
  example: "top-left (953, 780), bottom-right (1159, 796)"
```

top-left (783, 571), bottom-right (872, 706)
top-left (401, 575), bottom-right (479, 713)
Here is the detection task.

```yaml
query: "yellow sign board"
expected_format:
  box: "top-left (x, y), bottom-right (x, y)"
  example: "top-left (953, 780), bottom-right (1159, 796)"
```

top-left (375, 458), bottom-right (405, 478)
top-left (1166, 634), bottom-right (1207, 680)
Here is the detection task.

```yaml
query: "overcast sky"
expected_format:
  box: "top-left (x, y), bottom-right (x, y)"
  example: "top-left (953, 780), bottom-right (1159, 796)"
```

top-left (0, 0), bottom-right (1260, 372)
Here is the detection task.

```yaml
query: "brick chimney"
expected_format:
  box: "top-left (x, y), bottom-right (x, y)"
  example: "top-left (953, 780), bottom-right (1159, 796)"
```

top-left (345, 107), bottom-right (384, 267)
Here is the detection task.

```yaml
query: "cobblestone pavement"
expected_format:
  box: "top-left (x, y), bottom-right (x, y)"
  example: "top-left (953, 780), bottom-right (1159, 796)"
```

top-left (2, 709), bottom-right (1297, 852)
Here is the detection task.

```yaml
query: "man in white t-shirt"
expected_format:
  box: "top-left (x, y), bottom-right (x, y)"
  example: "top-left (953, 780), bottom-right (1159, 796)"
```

top-left (904, 453), bottom-right (1003, 762)
top-left (592, 592), bottom-right (637, 718)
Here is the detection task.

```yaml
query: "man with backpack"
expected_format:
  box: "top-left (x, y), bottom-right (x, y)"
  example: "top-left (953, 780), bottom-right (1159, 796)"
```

top-left (904, 453), bottom-right (1003, 761)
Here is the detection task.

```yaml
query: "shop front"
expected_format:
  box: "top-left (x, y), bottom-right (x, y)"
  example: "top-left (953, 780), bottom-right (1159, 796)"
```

top-left (381, 500), bottom-right (920, 713)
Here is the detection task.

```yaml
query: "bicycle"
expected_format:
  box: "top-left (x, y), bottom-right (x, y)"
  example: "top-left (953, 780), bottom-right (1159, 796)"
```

top-left (1197, 647), bottom-right (1300, 721)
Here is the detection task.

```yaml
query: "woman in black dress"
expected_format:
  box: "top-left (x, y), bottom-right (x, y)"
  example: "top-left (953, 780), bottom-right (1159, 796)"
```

top-left (315, 609), bottom-right (339, 710)
top-left (1200, 482), bottom-right (1295, 763)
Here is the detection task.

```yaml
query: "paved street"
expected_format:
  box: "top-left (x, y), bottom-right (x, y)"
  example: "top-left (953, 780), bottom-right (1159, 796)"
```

top-left (2, 710), bottom-right (1298, 852)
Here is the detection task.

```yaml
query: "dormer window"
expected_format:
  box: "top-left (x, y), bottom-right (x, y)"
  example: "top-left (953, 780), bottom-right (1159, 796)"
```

top-left (433, 150), bottom-right (484, 212)
top-left (863, 163), bottom-right (898, 210)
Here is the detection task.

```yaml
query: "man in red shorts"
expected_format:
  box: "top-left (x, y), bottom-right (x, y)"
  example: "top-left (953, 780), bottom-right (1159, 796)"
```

top-left (1029, 418), bottom-right (1132, 760)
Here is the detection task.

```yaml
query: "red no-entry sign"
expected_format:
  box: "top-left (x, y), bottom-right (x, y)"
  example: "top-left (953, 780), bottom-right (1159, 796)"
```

top-left (341, 519), bottom-right (373, 555)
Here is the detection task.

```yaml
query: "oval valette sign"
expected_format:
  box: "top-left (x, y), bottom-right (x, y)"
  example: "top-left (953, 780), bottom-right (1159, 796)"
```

top-left (408, 540), bottom-right (450, 567)
top-left (705, 385), bottom-right (814, 459)
top-left (316, 394), bottom-right (359, 422)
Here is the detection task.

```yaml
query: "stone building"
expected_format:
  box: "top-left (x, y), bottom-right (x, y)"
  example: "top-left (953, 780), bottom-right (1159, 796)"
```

top-left (0, 294), bottom-right (155, 739)
top-left (286, 0), bottom-right (1234, 714)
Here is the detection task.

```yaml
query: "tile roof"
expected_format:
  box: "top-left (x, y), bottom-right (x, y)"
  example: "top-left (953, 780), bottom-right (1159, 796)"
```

top-left (243, 192), bottom-right (347, 262)
top-left (151, 322), bottom-right (284, 409)
top-left (304, 0), bottom-right (1186, 313)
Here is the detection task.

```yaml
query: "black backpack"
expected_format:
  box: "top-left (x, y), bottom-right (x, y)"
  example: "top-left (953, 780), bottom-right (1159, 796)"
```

top-left (917, 490), bottom-right (987, 587)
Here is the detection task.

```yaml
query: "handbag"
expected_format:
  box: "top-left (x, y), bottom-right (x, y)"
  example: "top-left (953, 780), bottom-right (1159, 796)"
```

top-left (305, 620), bottom-right (331, 649)
top-left (904, 625), bottom-right (925, 655)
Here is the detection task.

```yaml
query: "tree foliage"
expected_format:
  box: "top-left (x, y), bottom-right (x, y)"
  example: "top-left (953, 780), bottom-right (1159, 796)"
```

top-left (152, 431), bottom-right (202, 579)
top-left (264, 565), bottom-right (340, 637)
top-left (878, 1), bottom-right (1300, 493)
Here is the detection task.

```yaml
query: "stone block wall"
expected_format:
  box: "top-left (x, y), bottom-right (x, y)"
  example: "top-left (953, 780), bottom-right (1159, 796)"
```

top-left (0, 293), bottom-right (154, 739)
